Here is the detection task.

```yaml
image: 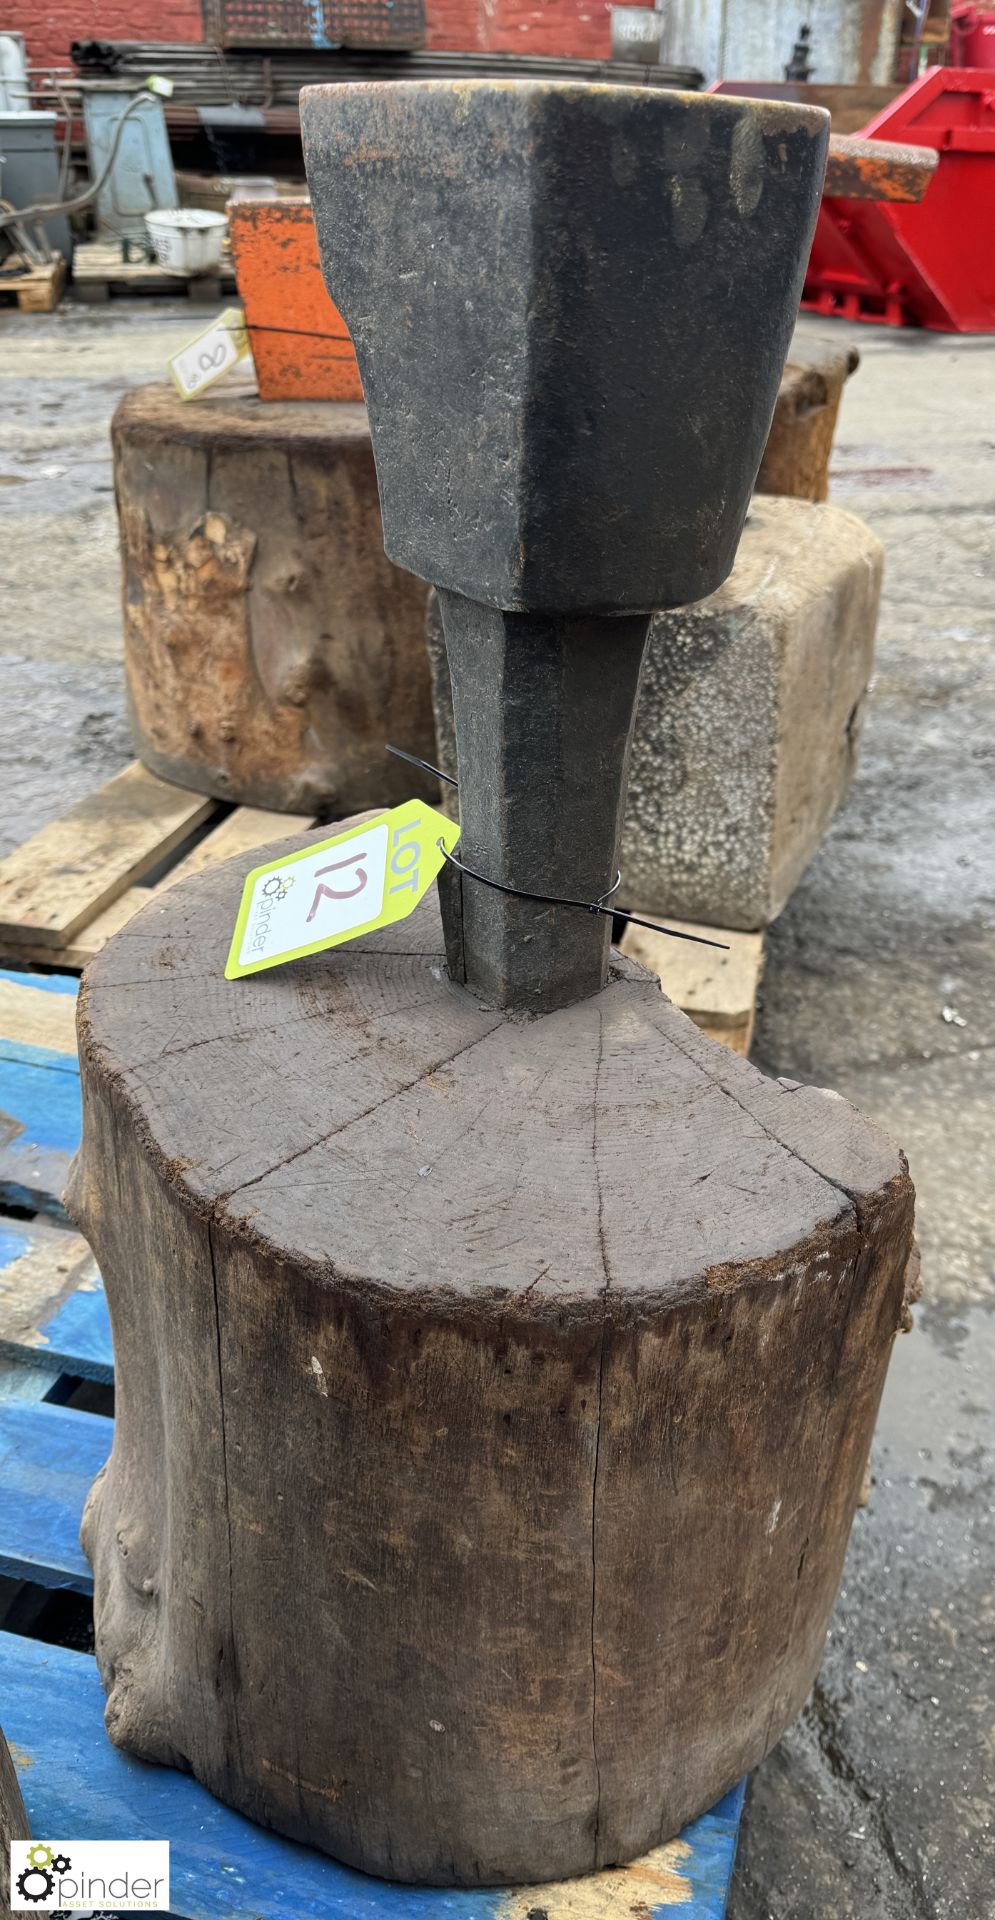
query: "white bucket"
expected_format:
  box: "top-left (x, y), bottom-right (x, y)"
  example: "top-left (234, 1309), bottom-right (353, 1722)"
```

top-left (145, 207), bottom-right (227, 275)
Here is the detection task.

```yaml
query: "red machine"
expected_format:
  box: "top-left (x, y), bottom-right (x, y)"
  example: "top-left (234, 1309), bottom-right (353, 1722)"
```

top-left (803, 66), bottom-right (995, 331)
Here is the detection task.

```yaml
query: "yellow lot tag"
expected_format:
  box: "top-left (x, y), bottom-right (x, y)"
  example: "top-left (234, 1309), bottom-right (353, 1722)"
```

top-left (225, 799), bottom-right (460, 980)
top-left (168, 306), bottom-right (249, 401)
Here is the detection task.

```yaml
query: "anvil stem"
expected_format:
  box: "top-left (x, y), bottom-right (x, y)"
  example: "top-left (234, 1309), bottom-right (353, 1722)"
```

top-left (437, 590), bottom-right (650, 1016)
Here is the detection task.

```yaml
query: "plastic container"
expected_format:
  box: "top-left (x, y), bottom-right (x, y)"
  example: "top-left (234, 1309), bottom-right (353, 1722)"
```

top-left (145, 208), bottom-right (227, 275)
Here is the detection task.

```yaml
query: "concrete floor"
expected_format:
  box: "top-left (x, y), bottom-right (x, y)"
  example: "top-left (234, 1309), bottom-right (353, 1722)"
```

top-left (1, 302), bottom-right (992, 1918)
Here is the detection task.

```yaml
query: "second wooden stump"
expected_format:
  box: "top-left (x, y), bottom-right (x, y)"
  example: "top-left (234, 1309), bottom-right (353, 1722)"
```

top-left (113, 385), bottom-right (436, 815)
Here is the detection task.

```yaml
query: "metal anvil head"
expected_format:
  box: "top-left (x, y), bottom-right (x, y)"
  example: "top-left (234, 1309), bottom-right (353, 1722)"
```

top-left (302, 81), bottom-right (828, 615)
top-left (302, 82), bottom-right (829, 1016)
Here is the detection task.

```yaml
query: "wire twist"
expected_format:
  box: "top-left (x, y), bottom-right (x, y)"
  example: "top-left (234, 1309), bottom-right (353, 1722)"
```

top-left (384, 745), bottom-right (729, 953)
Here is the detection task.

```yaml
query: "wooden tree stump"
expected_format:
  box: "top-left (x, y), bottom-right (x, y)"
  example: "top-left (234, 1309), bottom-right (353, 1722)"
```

top-left (70, 834), bottom-right (915, 1885)
top-left (113, 385), bottom-right (436, 815)
top-left (756, 338), bottom-right (859, 503)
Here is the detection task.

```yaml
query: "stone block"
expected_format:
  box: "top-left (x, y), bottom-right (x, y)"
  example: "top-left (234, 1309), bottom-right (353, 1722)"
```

top-left (426, 496), bottom-right (884, 930)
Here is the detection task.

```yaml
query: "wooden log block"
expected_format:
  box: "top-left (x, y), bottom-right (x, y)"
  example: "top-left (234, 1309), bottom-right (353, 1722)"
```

top-left (70, 830), bottom-right (916, 1886)
top-left (113, 384), bottom-right (436, 815)
top-left (756, 337), bottom-right (858, 503)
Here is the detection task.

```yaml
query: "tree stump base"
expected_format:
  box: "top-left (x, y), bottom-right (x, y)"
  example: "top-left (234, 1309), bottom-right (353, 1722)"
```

top-left (113, 385), bottom-right (436, 815)
top-left (70, 832), bottom-right (915, 1886)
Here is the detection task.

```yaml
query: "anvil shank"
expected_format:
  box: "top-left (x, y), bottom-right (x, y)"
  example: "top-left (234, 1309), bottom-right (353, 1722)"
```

top-left (302, 81), bottom-right (829, 1011)
top-left (437, 596), bottom-right (649, 1010)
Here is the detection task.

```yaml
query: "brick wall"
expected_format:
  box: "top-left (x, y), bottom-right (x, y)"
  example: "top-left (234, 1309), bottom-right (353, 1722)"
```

top-left (425, 0), bottom-right (621, 59)
top-left (12, 0), bottom-right (640, 76)
top-left (7, 0), bottom-right (204, 75)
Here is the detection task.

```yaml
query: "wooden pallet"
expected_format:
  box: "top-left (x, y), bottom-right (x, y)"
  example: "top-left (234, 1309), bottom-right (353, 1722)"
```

top-left (72, 239), bottom-right (237, 304)
top-left (0, 763), bottom-right (761, 1049)
top-left (620, 920), bottom-right (765, 1058)
top-left (0, 254), bottom-right (66, 313)
top-left (0, 970), bottom-right (81, 1216)
top-left (0, 764), bottom-right (312, 970)
top-left (0, 981), bottom-right (745, 1916)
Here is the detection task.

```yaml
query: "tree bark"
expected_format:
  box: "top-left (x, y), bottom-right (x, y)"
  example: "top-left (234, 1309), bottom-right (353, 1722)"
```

top-left (70, 828), bottom-right (915, 1885)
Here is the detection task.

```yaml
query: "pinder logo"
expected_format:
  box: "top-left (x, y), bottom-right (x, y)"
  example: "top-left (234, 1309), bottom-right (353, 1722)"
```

top-left (10, 1839), bottom-right (169, 1911)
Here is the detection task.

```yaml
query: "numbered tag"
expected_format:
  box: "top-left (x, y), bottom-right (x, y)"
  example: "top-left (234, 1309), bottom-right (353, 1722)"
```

top-left (225, 799), bottom-right (460, 980)
top-left (168, 306), bottom-right (249, 402)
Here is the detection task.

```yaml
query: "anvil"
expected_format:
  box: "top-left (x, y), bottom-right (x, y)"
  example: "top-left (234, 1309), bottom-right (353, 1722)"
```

top-left (303, 81), bottom-right (828, 1013)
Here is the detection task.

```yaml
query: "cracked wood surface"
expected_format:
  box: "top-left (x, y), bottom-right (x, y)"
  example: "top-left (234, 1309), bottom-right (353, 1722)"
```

top-left (69, 825), bottom-right (915, 1884)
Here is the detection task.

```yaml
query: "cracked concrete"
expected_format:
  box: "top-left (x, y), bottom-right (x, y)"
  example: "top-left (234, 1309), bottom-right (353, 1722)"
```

top-left (1, 303), bottom-right (993, 1915)
top-left (0, 302), bottom-right (199, 861)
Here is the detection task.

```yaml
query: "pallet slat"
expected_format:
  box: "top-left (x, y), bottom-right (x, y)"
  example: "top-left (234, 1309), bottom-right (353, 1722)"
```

top-left (0, 1357), bottom-right (65, 1407)
top-left (5, 888), bottom-right (154, 972)
top-left (21, 1277), bottom-right (113, 1381)
top-left (160, 806), bottom-right (314, 890)
top-left (0, 970), bottom-right (77, 996)
top-left (619, 920), bottom-right (765, 1057)
top-left (0, 1216), bottom-right (112, 1381)
top-left (0, 976), bottom-right (78, 1055)
top-left (0, 795), bottom-right (315, 968)
top-left (0, 973), bottom-right (80, 1217)
top-left (0, 1400), bottom-right (108, 1591)
top-left (0, 1038), bottom-right (79, 1217)
top-left (0, 1629), bottom-right (744, 1920)
top-left (0, 763), bottom-right (217, 950)
top-left (0, 254), bottom-right (65, 312)
top-left (73, 239), bottom-right (237, 302)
